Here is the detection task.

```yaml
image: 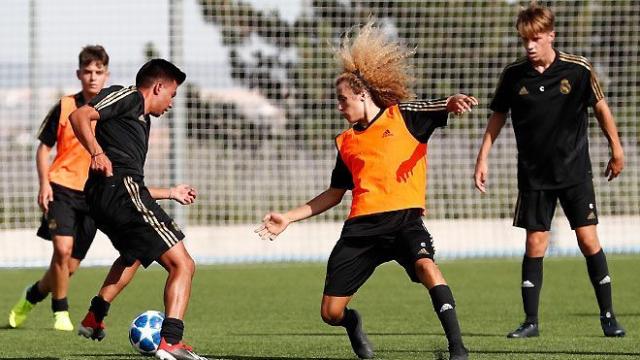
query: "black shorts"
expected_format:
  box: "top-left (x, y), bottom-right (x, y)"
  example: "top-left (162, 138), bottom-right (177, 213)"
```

top-left (36, 182), bottom-right (97, 260)
top-left (323, 219), bottom-right (435, 297)
top-left (513, 180), bottom-right (599, 231)
top-left (85, 175), bottom-right (184, 268)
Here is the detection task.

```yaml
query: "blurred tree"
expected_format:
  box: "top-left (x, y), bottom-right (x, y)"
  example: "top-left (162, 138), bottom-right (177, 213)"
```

top-left (144, 42), bottom-right (160, 61)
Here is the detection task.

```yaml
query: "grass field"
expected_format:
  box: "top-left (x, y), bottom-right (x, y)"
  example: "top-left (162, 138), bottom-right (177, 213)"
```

top-left (0, 256), bottom-right (638, 359)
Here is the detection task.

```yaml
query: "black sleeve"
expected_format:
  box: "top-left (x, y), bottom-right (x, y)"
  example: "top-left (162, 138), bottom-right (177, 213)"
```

top-left (36, 102), bottom-right (62, 147)
top-left (583, 61), bottom-right (605, 107)
top-left (489, 68), bottom-right (511, 113)
top-left (399, 99), bottom-right (449, 143)
top-left (330, 152), bottom-right (354, 190)
top-left (89, 85), bottom-right (139, 121)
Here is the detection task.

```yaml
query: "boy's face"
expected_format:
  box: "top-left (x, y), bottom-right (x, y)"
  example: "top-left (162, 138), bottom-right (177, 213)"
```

top-left (77, 61), bottom-right (109, 97)
top-left (150, 79), bottom-right (178, 117)
top-left (336, 81), bottom-right (365, 124)
top-left (521, 31), bottom-right (555, 63)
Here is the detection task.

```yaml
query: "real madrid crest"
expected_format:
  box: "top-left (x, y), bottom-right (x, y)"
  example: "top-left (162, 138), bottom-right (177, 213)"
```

top-left (560, 79), bottom-right (571, 94)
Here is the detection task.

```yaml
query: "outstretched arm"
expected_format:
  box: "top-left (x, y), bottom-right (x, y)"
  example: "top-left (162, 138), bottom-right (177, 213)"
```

top-left (255, 187), bottom-right (347, 241)
top-left (593, 99), bottom-right (624, 181)
top-left (69, 105), bottom-right (113, 176)
top-left (446, 94), bottom-right (479, 115)
top-left (148, 185), bottom-right (197, 205)
top-left (474, 111), bottom-right (507, 193)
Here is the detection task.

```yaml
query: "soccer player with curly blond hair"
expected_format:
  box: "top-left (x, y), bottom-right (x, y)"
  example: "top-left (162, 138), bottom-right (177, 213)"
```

top-left (257, 21), bottom-right (477, 360)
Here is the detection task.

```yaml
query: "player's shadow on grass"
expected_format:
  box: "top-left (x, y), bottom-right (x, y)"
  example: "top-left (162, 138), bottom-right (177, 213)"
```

top-left (238, 331), bottom-right (504, 338)
top-left (208, 356), bottom-right (352, 360)
top-left (78, 353), bottom-right (353, 360)
top-left (73, 355), bottom-right (144, 359)
top-left (77, 355), bottom-right (350, 360)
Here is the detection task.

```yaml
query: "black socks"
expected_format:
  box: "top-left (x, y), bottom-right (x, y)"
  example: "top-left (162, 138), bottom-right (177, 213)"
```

top-left (51, 297), bottom-right (69, 312)
top-left (25, 281), bottom-right (48, 304)
top-left (521, 256), bottom-right (543, 324)
top-left (586, 249), bottom-right (614, 317)
top-left (429, 285), bottom-right (464, 351)
top-left (161, 317), bottom-right (185, 345)
top-left (89, 296), bottom-right (111, 323)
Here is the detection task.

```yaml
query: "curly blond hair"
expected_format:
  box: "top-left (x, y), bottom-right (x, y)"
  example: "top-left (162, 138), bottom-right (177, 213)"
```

top-left (335, 20), bottom-right (415, 108)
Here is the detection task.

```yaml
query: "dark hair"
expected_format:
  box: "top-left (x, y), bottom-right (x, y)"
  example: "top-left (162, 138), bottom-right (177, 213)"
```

top-left (135, 59), bottom-right (186, 88)
top-left (78, 45), bottom-right (109, 68)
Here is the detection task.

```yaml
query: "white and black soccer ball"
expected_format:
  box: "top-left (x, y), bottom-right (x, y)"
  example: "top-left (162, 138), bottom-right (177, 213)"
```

top-left (129, 310), bottom-right (164, 355)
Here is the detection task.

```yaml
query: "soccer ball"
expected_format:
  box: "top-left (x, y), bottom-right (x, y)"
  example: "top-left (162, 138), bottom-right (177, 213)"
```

top-left (129, 310), bottom-right (164, 355)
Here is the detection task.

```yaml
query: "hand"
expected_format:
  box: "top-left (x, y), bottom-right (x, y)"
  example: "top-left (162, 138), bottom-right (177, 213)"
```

top-left (170, 184), bottom-right (197, 205)
top-left (91, 152), bottom-right (113, 177)
top-left (38, 182), bottom-right (54, 213)
top-left (447, 94), bottom-right (479, 115)
top-left (254, 212), bottom-right (291, 241)
top-left (474, 159), bottom-right (488, 193)
top-left (605, 152), bottom-right (624, 181)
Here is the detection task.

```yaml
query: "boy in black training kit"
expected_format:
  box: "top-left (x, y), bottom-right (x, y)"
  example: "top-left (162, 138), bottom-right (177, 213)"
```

top-left (257, 20), bottom-right (478, 360)
top-left (70, 59), bottom-right (208, 360)
top-left (474, 3), bottom-right (625, 338)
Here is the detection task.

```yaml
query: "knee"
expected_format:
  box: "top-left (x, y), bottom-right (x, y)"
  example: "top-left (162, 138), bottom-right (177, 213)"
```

top-left (526, 233), bottom-right (549, 255)
top-left (577, 235), bottom-right (601, 256)
top-left (169, 255), bottom-right (195, 278)
top-left (186, 257), bottom-right (196, 277)
top-left (579, 242), bottom-right (601, 256)
top-left (320, 306), bottom-right (344, 326)
top-left (415, 260), bottom-right (435, 278)
top-left (52, 245), bottom-right (72, 263)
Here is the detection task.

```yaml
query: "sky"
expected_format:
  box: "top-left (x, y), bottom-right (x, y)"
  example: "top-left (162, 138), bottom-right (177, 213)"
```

top-left (0, 0), bottom-right (303, 88)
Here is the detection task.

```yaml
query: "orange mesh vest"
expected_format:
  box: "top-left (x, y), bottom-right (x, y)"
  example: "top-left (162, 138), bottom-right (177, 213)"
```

top-left (48, 95), bottom-right (94, 191)
top-left (336, 105), bottom-right (427, 219)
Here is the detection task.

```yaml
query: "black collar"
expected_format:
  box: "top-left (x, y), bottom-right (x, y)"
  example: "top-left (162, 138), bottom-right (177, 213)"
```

top-left (353, 107), bottom-right (386, 132)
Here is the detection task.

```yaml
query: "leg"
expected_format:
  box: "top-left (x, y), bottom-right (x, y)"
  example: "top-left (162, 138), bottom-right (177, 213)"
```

top-left (522, 230), bottom-right (549, 323)
top-left (50, 235), bottom-right (74, 301)
top-left (157, 241), bottom-right (196, 320)
top-left (320, 294), bottom-right (352, 325)
top-left (575, 225), bottom-right (625, 337)
top-left (415, 258), bottom-right (467, 360)
top-left (154, 242), bottom-right (209, 360)
top-left (575, 225), bottom-right (601, 256)
top-left (98, 256), bottom-right (141, 303)
top-left (560, 181), bottom-right (625, 337)
top-left (321, 236), bottom-right (381, 359)
top-left (507, 230), bottom-right (548, 338)
top-left (8, 236), bottom-right (74, 329)
top-left (43, 235), bottom-right (76, 331)
top-left (321, 294), bottom-right (373, 359)
top-left (78, 256), bottom-right (140, 341)
top-left (68, 257), bottom-right (82, 277)
top-left (154, 242), bottom-right (195, 348)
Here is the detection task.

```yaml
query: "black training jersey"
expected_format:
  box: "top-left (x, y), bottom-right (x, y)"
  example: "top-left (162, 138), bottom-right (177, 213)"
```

top-left (330, 99), bottom-right (448, 237)
top-left (88, 85), bottom-right (151, 177)
top-left (490, 50), bottom-right (604, 190)
top-left (36, 92), bottom-right (86, 147)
